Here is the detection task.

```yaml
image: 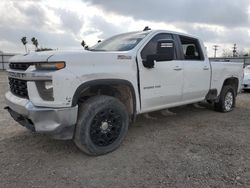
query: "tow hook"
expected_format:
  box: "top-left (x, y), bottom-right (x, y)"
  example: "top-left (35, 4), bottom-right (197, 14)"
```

top-left (4, 106), bottom-right (23, 122)
top-left (4, 106), bottom-right (10, 111)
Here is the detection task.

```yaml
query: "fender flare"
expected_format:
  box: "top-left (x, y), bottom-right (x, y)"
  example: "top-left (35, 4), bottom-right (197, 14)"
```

top-left (220, 77), bottom-right (239, 95)
top-left (71, 79), bottom-right (137, 117)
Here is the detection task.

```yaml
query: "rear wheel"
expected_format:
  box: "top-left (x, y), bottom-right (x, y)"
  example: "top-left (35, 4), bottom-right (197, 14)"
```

top-left (74, 95), bottom-right (129, 155)
top-left (214, 85), bottom-right (235, 112)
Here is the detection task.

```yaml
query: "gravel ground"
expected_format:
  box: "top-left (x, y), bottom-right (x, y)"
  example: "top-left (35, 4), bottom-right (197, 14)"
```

top-left (0, 70), bottom-right (250, 188)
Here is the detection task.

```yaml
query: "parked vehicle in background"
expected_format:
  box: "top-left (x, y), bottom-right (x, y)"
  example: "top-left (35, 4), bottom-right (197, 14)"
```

top-left (242, 65), bottom-right (250, 91)
top-left (5, 30), bottom-right (244, 155)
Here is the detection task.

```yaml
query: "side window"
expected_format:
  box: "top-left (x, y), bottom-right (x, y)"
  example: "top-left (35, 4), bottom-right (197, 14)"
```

top-left (179, 36), bottom-right (204, 60)
top-left (141, 33), bottom-right (173, 60)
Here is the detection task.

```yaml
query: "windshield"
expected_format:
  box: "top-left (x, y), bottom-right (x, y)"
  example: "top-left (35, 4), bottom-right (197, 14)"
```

top-left (89, 31), bottom-right (151, 52)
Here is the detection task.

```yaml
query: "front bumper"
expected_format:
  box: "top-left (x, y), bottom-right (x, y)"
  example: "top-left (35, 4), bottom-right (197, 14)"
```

top-left (242, 76), bottom-right (250, 90)
top-left (242, 81), bottom-right (250, 89)
top-left (242, 85), bottom-right (250, 90)
top-left (5, 92), bottom-right (78, 140)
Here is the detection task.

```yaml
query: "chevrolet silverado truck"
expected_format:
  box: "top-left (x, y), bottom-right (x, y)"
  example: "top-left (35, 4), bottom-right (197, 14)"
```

top-left (5, 30), bottom-right (244, 155)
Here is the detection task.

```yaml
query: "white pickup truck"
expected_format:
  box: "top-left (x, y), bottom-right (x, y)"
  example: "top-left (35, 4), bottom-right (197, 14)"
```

top-left (5, 30), bottom-right (243, 155)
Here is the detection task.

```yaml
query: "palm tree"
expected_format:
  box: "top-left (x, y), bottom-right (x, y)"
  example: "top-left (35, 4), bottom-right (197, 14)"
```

top-left (31, 37), bottom-right (39, 51)
top-left (81, 40), bottom-right (86, 48)
top-left (21, 37), bottom-right (28, 53)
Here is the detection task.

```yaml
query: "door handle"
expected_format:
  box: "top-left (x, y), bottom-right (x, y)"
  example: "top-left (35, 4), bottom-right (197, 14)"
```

top-left (203, 66), bottom-right (209, 71)
top-left (173, 67), bottom-right (182, 71)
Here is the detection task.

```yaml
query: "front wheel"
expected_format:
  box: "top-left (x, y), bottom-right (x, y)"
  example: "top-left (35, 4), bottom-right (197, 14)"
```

top-left (74, 95), bottom-right (129, 156)
top-left (214, 86), bottom-right (236, 113)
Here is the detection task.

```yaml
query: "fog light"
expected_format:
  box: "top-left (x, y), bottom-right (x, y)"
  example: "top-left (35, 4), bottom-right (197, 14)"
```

top-left (45, 81), bottom-right (53, 90)
top-left (36, 81), bottom-right (54, 101)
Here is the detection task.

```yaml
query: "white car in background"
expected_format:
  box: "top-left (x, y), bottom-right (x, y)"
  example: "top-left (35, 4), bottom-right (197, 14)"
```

top-left (242, 65), bottom-right (250, 91)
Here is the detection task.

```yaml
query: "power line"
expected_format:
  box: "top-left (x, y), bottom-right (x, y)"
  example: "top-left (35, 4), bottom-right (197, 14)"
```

top-left (213, 45), bottom-right (219, 58)
top-left (233, 44), bottom-right (237, 57)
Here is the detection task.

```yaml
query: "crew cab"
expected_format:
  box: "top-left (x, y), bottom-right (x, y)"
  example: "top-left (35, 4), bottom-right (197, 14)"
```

top-left (5, 30), bottom-right (244, 155)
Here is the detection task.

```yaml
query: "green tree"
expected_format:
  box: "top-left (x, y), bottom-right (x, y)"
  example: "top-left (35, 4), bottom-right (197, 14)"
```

top-left (222, 48), bottom-right (232, 57)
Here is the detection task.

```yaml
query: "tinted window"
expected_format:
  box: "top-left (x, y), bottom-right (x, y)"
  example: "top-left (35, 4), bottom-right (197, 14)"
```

top-left (179, 36), bottom-right (204, 60)
top-left (141, 33), bottom-right (173, 60)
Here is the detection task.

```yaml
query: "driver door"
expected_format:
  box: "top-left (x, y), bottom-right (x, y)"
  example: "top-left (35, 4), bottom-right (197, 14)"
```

top-left (137, 33), bottom-right (184, 113)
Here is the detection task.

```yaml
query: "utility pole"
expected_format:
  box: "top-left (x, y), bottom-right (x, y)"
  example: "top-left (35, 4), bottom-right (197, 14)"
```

top-left (213, 45), bottom-right (219, 58)
top-left (233, 44), bottom-right (237, 57)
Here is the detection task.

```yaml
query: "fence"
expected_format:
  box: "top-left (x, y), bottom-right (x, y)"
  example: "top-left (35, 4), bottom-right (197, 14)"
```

top-left (0, 53), bottom-right (19, 70)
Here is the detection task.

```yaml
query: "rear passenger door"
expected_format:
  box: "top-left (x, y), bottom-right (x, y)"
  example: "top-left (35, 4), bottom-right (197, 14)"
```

top-left (178, 35), bottom-right (210, 102)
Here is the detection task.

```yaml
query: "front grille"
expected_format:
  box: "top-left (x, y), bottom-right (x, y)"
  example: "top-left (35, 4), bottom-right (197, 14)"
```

top-left (9, 62), bottom-right (33, 70)
top-left (9, 78), bottom-right (28, 98)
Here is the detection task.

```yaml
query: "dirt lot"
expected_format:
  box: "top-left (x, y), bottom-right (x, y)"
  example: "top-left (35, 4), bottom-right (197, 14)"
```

top-left (0, 70), bottom-right (250, 188)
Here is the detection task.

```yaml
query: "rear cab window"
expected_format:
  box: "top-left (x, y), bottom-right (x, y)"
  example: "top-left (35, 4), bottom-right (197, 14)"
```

top-left (179, 35), bottom-right (204, 61)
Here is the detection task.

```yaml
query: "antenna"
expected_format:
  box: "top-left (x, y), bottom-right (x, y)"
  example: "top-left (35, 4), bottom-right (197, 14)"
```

top-left (143, 26), bottom-right (151, 31)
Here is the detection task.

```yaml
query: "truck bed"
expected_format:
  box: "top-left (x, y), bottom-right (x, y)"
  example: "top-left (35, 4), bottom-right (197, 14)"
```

top-left (210, 61), bottom-right (244, 93)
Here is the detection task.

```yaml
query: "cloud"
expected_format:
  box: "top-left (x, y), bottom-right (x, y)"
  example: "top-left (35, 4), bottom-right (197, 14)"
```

top-left (0, 0), bottom-right (249, 56)
top-left (13, 2), bottom-right (48, 27)
top-left (84, 15), bottom-right (125, 39)
top-left (57, 9), bottom-right (84, 34)
top-left (0, 0), bottom-right (84, 52)
top-left (83, 0), bottom-right (250, 56)
top-left (0, 25), bottom-right (80, 52)
top-left (84, 0), bottom-right (250, 27)
top-left (182, 24), bottom-right (250, 47)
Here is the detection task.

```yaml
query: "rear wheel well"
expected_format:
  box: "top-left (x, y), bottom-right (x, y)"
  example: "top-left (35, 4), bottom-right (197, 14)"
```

top-left (222, 77), bottom-right (239, 95)
top-left (73, 81), bottom-right (136, 121)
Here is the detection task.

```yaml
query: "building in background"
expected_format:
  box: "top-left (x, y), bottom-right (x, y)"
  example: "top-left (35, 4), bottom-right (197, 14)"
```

top-left (0, 52), bottom-right (19, 70)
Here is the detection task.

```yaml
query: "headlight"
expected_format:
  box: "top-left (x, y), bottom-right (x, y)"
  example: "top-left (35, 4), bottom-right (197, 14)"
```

top-left (35, 61), bottom-right (65, 70)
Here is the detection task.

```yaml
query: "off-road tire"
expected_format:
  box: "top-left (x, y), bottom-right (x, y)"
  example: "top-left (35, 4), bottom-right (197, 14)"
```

top-left (74, 95), bottom-right (129, 156)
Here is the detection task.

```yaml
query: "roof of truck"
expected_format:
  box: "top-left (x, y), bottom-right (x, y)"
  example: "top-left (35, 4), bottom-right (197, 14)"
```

top-left (149, 29), bottom-right (201, 40)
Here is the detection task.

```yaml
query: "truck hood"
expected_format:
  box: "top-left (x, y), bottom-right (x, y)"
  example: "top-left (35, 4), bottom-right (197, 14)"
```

top-left (10, 51), bottom-right (56, 63)
top-left (10, 50), bottom-right (134, 64)
top-left (48, 50), bottom-right (134, 65)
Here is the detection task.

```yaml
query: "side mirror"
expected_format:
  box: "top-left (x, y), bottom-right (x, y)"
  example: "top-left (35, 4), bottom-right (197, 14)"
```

top-left (142, 55), bottom-right (157, 69)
